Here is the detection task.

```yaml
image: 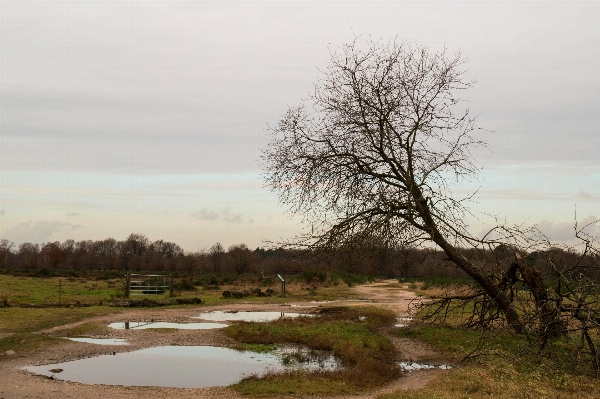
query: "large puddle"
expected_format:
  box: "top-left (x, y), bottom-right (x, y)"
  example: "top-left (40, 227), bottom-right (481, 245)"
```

top-left (108, 321), bottom-right (227, 330)
top-left (24, 345), bottom-right (339, 388)
top-left (194, 311), bottom-right (305, 322)
top-left (66, 338), bottom-right (128, 345)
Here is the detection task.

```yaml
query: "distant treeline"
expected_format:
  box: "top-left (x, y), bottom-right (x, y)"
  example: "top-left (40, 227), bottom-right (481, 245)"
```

top-left (0, 234), bottom-right (596, 281)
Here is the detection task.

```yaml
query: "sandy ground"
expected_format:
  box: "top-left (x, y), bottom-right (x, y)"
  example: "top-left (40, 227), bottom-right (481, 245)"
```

top-left (0, 280), bottom-right (451, 399)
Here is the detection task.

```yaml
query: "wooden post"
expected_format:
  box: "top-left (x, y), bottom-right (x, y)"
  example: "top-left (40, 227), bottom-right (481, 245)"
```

top-left (126, 272), bottom-right (131, 299)
top-left (169, 275), bottom-right (174, 297)
top-left (58, 279), bottom-right (62, 305)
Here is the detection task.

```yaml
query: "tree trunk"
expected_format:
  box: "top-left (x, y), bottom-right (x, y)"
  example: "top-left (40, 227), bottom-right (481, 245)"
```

top-left (414, 194), bottom-right (524, 334)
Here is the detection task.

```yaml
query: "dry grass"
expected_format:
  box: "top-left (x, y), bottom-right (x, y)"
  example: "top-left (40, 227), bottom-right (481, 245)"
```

top-left (226, 306), bottom-right (400, 395)
top-left (382, 325), bottom-right (600, 399)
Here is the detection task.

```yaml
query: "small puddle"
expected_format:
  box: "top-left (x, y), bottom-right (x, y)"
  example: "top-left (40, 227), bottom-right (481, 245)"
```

top-left (399, 361), bottom-right (452, 371)
top-left (66, 338), bottom-right (128, 345)
top-left (277, 346), bottom-right (339, 370)
top-left (395, 317), bottom-right (413, 328)
top-left (108, 321), bottom-right (227, 330)
top-left (194, 311), bottom-right (305, 322)
top-left (24, 345), bottom-right (340, 387)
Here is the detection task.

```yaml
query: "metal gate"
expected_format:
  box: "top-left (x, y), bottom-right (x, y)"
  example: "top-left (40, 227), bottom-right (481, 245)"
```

top-left (126, 273), bottom-right (172, 298)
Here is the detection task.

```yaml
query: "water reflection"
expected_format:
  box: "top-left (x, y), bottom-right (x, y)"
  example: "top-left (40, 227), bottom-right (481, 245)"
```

top-left (108, 321), bottom-right (227, 330)
top-left (194, 311), bottom-right (305, 322)
top-left (24, 345), bottom-right (339, 388)
top-left (66, 338), bottom-right (128, 345)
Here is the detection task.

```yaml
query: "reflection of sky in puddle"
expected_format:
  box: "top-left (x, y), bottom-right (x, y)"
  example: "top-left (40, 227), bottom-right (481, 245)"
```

top-left (23, 345), bottom-right (340, 388)
top-left (194, 311), bottom-right (304, 322)
top-left (108, 322), bottom-right (227, 330)
top-left (66, 337), bottom-right (128, 345)
top-left (275, 345), bottom-right (339, 370)
top-left (399, 362), bottom-right (452, 371)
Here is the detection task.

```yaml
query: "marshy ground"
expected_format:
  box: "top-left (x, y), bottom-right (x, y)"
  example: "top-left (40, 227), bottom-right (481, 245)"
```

top-left (4, 277), bottom-right (597, 398)
top-left (0, 279), bottom-right (450, 399)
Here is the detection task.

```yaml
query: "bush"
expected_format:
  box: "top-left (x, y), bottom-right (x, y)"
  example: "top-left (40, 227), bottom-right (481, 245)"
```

top-left (172, 278), bottom-right (197, 292)
top-left (302, 269), bottom-right (328, 284)
top-left (403, 276), bottom-right (473, 290)
top-left (330, 271), bottom-right (371, 287)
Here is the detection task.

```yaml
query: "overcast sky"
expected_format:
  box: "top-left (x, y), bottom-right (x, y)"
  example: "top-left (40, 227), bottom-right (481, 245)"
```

top-left (1, 1), bottom-right (599, 250)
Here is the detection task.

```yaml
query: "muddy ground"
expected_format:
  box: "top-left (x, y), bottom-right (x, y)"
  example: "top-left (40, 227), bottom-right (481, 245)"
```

top-left (0, 280), bottom-right (452, 399)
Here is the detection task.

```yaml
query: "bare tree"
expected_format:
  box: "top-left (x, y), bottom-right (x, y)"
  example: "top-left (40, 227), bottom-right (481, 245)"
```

top-left (0, 239), bottom-right (14, 266)
top-left (209, 242), bottom-right (224, 273)
top-left (120, 233), bottom-right (150, 271)
top-left (262, 38), bottom-right (529, 332)
top-left (262, 38), bottom-right (600, 374)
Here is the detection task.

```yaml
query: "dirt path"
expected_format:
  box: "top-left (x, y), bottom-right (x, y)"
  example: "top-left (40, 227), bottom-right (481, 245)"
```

top-left (0, 280), bottom-right (449, 399)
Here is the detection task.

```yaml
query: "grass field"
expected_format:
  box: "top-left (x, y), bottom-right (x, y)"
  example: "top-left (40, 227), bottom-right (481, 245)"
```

top-left (0, 274), bottom-right (124, 306)
top-left (1, 273), bottom-right (599, 398)
top-left (0, 272), bottom-right (356, 307)
top-left (379, 325), bottom-right (600, 399)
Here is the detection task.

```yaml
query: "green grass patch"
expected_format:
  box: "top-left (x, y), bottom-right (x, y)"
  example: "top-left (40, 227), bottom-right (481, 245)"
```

top-left (49, 322), bottom-right (109, 337)
top-left (0, 332), bottom-right (63, 354)
top-left (0, 307), bottom-right (117, 334)
top-left (237, 343), bottom-right (277, 353)
top-left (0, 275), bottom-right (123, 306)
top-left (237, 372), bottom-right (360, 396)
top-left (224, 306), bottom-right (399, 395)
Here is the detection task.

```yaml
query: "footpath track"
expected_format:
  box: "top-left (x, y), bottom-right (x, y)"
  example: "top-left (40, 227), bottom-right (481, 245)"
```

top-left (0, 280), bottom-right (449, 399)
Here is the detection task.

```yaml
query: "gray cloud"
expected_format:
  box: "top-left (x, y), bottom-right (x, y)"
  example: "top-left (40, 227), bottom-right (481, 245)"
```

top-left (0, 209), bottom-right (5, 215)
top-left (2, 220), bottom-right (82, 244)
top-left (535, 220), bottom-right (579, 242)
top-left (65, 212), bottom-right (80, 217)
top-left (221, 211), bottom-right (244, 224)
top-left (191, 209), bottom-right (247, 224)
top-left (574, 192), bottom-right (599, 202)
top-left (1, 2), bottom-right (598, 174)
top-left (536, 215), bottom-right (599, 242)
top-left (476, 215), bottom-right (600, 244)
top-left (191, 209), bottom-right (219, 221)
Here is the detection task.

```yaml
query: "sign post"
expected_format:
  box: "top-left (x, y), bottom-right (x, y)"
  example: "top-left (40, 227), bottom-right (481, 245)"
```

top-left (276, 274), bottom-right (286, 297)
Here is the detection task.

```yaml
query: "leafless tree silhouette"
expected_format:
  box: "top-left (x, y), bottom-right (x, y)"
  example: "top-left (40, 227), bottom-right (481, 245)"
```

top-left (262, 38), bottom-right (600, 373)
top-left (263, 38), bottom-right (524, 331)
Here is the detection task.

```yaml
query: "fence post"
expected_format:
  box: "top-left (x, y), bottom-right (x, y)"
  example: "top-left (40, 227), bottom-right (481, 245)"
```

top-left (58, 278), bottom-right (62, 305)
top-left (126, 272), bottom-right (131, 299)
top-left (169, 275), bottom-right (174, 297)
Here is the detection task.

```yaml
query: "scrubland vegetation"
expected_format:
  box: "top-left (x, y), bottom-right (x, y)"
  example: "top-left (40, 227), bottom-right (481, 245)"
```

top-left (227, 307), bottom-right (399, 395)
top-left (1, 233), bottom-right (599, 397)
